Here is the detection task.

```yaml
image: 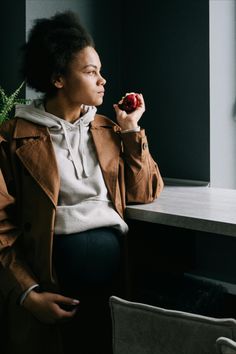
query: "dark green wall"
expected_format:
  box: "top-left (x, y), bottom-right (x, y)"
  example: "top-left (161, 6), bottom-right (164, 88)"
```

top-left (121, 0), bottom-right (210, 182)
top-left (0, 1), bottom-right (26, 96)
top-left (86, 1), bottom-right (122, 120)
top-left (0, 0), bottom-right (210, 182)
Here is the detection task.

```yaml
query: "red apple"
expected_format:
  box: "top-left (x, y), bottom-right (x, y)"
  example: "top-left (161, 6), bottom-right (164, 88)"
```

top-left (118, 92), bottom-right (139, 113)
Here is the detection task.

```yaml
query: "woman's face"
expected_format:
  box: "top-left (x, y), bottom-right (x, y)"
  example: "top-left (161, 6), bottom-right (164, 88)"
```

top-left (57, 46), bottom-right (106, 107)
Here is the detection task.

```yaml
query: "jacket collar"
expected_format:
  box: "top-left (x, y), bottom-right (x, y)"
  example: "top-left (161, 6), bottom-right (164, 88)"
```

top-left (91, 114), bottom-right (121, 132)
top-left (13, 117), bottom-right (47, 138)
top-left (14, 114), bottom-right (120, 135)
top-left (13, 118), bottom-right (60, 207)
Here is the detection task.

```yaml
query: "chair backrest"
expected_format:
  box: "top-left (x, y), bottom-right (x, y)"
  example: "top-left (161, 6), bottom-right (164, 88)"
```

top-left (109, 296), bottom-right (236, 354)
top-left (216, 337), bottom-right (236, 354)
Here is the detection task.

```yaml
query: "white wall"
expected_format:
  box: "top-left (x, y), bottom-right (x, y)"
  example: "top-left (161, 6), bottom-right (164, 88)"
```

top-left (210, 0), bottom-right (236, 189)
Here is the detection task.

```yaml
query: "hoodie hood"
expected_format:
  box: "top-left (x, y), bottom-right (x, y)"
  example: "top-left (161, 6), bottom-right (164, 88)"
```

top-left (15, 99), bottom-right (96, 129)
top-left (15, 99), bottom-right (97, 179)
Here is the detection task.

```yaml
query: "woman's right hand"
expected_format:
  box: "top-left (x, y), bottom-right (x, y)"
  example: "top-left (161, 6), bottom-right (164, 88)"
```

top-left (22, 290), bottom-right (79, 324)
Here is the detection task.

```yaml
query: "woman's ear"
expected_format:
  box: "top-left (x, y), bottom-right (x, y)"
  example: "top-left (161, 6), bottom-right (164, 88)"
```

top-left (52, 75), bottom-right (64, 89)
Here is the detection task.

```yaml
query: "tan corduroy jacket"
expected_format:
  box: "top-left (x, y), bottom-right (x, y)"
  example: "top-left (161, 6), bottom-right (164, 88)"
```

top-left (0, 114), bottom-right (163, 354)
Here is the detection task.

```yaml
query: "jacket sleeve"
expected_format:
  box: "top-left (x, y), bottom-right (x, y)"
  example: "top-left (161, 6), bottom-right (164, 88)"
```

top-left (0, 136), bottom-right (38, 299)
top-left (121, 129), bottom-right (164, 204)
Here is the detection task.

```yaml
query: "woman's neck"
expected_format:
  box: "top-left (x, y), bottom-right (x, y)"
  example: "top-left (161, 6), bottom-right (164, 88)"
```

top-left (44, 96), bottom-right (82, 123)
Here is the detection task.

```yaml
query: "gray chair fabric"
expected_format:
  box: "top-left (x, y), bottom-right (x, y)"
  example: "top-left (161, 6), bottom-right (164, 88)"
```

top-left (216, 337), bottom-right (236, 354)
top-left (109, 296), bottom-right (236, 354)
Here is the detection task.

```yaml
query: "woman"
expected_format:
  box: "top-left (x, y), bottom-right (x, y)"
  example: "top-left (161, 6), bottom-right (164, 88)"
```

top-left (0, 11), bottom-right (163, 354)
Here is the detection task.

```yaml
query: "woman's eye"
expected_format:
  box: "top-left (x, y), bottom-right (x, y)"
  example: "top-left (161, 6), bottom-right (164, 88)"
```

top-left (87, 71), bottom-right (96, 76)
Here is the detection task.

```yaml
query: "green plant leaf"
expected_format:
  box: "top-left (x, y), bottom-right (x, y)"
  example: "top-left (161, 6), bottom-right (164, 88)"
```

top-left (0, 81), bottom-right (28, 124)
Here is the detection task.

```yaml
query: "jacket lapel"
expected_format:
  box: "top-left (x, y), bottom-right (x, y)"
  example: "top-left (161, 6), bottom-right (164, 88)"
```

top-left (90, 116), bottom-right (121, 203)
top-left (14, 119), bottom-right (60, 207)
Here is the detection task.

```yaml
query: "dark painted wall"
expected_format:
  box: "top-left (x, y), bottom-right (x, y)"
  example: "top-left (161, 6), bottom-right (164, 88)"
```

top-left (0, 0), bottom-right (209, 182)
top-left (0, 1), bottom-right (25, 96)
top-left (121, 0), bottom-right (210, 182)
top-left (87, 1), bottom-right (122, 120)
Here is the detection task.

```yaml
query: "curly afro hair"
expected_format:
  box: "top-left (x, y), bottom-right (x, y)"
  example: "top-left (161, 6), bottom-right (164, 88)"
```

top-left (21, 11), bottom-right (94, 97)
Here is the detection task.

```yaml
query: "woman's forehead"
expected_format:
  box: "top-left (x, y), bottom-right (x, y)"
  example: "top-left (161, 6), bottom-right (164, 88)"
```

top-left (71, 47), bottom-right (101, 69)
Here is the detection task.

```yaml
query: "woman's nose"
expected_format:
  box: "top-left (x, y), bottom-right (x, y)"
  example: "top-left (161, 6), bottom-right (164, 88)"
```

top-left (99, 74), bottom-right (106, 86)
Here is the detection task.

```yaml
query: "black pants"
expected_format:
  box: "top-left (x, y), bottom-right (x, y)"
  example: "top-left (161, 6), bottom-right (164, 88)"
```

top-left (53, 227), bottom-right (124, 354)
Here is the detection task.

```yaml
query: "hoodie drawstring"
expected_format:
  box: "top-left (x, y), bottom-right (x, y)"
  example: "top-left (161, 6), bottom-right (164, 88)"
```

top-left (61, 121), bottom-right (90, 179)
top-left (78, 121), bottom-right (90, 177)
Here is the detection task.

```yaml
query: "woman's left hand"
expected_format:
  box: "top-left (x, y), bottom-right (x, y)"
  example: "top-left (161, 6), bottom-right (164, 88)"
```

top-left (113, 93), bottom-right (145, 131)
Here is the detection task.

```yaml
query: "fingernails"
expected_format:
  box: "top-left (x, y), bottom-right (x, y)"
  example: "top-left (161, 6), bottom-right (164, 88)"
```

top-left (72, 299), bottom-right (80, 304)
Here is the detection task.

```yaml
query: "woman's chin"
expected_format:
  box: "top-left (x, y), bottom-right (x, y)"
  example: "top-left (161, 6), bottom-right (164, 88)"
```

top-left (95, 98), bottom-right (104, 106)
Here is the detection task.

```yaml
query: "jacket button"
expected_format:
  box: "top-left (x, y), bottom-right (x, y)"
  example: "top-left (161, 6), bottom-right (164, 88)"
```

top-left (142, 142), bottom-right (148, 150)
top-left (24, 222), bottom-right (31, 232)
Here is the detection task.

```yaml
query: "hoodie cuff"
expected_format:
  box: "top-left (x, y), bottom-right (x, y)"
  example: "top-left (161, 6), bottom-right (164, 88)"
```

top-left (120, 126), bottom-right (141, 134)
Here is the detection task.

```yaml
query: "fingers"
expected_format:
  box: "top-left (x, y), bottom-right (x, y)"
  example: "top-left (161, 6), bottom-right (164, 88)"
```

top-left (56, 304), bottom-right (78, 319)
top-left (135, 93), bottom-right (145, 112)
top-left (23, 290), bottom-right (80, 324)
top-left (113, 103), bottom-right (125, 115)
top-left (113, 103), bottom-right (118, 114)
top-left (53, 293), bottom-right (80, 306)
top-left (54, 294), bottom-right (79, 321)
top-left (53, 293), bottom-right (80, 314)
